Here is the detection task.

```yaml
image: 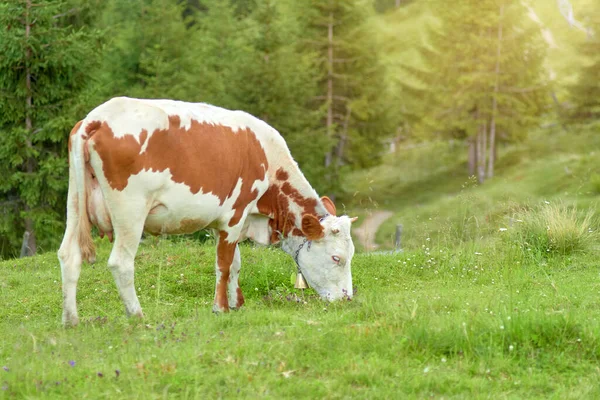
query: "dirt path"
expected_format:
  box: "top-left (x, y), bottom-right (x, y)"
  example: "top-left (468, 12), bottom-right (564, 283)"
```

top-left (352, 210), bottom-right (394, 251)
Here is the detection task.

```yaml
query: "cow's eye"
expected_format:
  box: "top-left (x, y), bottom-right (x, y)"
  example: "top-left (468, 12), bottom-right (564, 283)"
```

top-left (332, 255), bottom-right (341, 263)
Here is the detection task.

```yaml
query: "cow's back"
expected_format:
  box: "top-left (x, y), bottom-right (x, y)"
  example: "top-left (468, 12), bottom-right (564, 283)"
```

top-left (82, 97), bottom-right (270, 234)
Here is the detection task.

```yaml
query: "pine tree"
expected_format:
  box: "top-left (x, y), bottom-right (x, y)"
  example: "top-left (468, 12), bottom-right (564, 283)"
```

top-left (0, 0), bottom-right (99, 258)
top-left (568, 8), bottom-right (600, 121)
top-left (89, 0), bottom-right (196, 103)
top-left (298, 0), bottom-right (396, 196)
top-left (187, 0), bottom-right (255, 108)
top-left (400, 0), bottom-right (548, 182)
top-left (234, 0), bottom-right (327, 191)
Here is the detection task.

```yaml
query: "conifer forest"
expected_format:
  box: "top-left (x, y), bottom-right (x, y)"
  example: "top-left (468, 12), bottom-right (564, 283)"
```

top-left (1, 0), bottom-right (599, 258)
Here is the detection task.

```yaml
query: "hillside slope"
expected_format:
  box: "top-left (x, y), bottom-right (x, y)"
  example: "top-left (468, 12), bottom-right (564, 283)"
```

top-left (346, 122), bottom-right (600, 250)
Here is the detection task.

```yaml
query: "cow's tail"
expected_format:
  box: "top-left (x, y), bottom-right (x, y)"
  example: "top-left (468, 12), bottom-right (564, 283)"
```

top-left (70, 122), bottom-right (96, 263)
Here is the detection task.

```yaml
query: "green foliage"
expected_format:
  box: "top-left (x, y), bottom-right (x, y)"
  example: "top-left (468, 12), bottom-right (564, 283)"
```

top-left (589, 173), bottom-right (600, 194)
top-left (0, 0), bottom-right (99, 258)
top-left (567, 7), bottom-right (600, 120)
top-left (297, 0), bottom-right (398, 194)
top-left (402, 0), bottom-right (549, 141)
top-left (88, 0), bottom-right (196, 102)
top-left (374, 0), bottom-right (417, 14)
top-left (0, 0), bottom-right (596, 259)
top-left (234, 0), bottom-right (328, 190)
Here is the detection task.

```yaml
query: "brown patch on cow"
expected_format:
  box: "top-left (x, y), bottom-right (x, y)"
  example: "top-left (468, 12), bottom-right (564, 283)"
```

top-left (302, 214), bottom-right (324, 240)
top-left (90, 117), bottom-right (268, 227)
top-left (85, 120), bottom-right (102, 137)
top-left (228, 183), bottom-right (260, 228)
top-left (257, 176), bottom-right (328, 242)
top-left (68, 120), bottom-right (83, 153)
top-left (280, 182), bottom-right (318, 215)
top-left (257, 185), bottom-right (298, 243)
top-left (216, 231), bottom-right (237, 312)
top-left (320, 196), bottom-right (337, 216)
top-left (275, 168), bottom-right (289, 181)
top-left (83, 121), bottom-right (103, 163)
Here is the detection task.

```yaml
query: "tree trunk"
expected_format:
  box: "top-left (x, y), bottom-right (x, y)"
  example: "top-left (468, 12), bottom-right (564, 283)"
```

top-left (477, 121), bottom-right (487, 184)
top-left (23, 213), bottom-right (37, 257)
top-left (395, 0), bottom-right (402, 7)
top-left (487, 117), bottom-right (495, 179)
top-left (468, 137), bottom-right (477, 177)
top-left (324, 8), bottom-right (334, 169)
top-left (487, 4), bottom-right (504, 180)
top-left (335, 106), bottom-right (351, 166)
top-left (22, 0), bottom-right (36, 257)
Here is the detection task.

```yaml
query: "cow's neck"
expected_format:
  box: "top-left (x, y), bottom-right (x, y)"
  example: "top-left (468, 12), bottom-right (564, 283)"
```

top-left (257, 158), bottom-right (328, 243)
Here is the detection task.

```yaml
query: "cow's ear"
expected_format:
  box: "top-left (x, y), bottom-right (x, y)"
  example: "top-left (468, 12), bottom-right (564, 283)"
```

top-left (302, 214), bottom-right (324, 240)
top-left (320, 196), bottom-right (336, 216)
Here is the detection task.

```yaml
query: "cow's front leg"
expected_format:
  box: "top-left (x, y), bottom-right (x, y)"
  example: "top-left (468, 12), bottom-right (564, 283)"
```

top-left (227, 244), bottom-right (244, 310)
top-left (213, 232), bottom-right (238, 313)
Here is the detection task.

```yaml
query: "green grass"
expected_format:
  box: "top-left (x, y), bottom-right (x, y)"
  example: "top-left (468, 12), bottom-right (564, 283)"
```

top-left (1, 235), bottom-right (600, 398)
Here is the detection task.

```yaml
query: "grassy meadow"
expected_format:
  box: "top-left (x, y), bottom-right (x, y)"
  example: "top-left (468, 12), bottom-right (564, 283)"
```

top-left (1, 214), bottom-right (600, 398)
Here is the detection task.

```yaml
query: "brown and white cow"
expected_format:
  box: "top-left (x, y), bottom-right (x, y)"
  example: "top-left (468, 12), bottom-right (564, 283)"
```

top-left (58, 97), bottom-right (357, 326)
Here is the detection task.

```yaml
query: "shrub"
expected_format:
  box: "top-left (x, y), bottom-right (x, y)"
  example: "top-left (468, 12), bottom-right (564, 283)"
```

top-left (508, 202), bottom-right (597, 256)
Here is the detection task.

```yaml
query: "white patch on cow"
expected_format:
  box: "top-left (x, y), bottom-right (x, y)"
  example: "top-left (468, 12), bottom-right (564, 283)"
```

top-left (85, 97), bottom-right (169, 139)
top-left (243, 214), bottom-right (271, 245)
top-left (139, 136), bottom-right (151, 154)
top-left (130, 170), bottom-right (226, 234)
top-left (227, 245), bottom-right (242, 308)
top-left (138, 98), bottom-right (253, 133)
top-left (213, 266), bottom-right (223, 313)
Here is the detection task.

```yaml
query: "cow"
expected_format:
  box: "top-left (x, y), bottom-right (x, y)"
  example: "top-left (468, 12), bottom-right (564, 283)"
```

top-left (58, 97), bottom-right (357, 326)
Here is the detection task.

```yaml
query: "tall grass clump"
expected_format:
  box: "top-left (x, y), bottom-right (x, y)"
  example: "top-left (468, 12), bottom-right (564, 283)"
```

top-left (508, 202), bottom-right (597, 256)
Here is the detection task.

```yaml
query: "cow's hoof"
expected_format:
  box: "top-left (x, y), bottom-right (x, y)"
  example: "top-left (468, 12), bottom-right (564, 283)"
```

top-left (126, 309), bottom-right (144, 319)
top-left (212, 304), bottom-right (229, 314)
top-left (62, 312), bottom-right (79, 327)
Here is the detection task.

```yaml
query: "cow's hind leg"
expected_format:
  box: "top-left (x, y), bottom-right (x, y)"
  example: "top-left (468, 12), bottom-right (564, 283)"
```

top-left (58, 181), bottom-right (85, 326)
top-left (107, 206), bottom-right (146, 318)
top-left (58, 227), bottom-right (82, 326)
top-left (227, 245), bottom-right (244, 310)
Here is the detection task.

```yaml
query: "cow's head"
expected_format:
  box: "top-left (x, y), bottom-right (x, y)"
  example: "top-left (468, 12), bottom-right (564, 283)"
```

top-left (282, 197), bottom-right (357, 301)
